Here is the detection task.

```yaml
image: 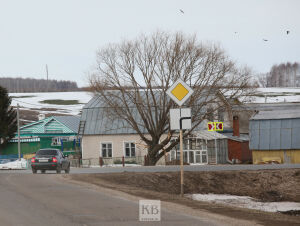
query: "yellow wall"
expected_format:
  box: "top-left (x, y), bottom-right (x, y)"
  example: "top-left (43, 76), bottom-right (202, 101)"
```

top-left (252, 150), bottom-right (300, 164)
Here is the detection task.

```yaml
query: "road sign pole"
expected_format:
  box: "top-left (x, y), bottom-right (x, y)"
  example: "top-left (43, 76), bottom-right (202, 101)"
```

top-left (180, 128), bottom-right (184, 197)
top-left (166, 79), bottom-right (194, 198)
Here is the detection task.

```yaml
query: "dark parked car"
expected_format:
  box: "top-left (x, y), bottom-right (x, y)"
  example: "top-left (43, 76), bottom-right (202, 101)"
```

top-left (31, 148), bottom-right (70, 174)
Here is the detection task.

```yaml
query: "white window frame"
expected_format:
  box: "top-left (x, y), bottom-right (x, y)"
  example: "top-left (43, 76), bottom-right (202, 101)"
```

top-left (123, 141), bottom-right (136, 157)
top-left (51, 137), bottom-right (60, 146)
top-left (100, 142), bottom-right (113, 158)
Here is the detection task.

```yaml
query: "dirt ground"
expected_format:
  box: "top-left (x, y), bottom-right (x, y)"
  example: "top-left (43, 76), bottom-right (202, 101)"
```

top-left (68, 169), bottom-right (300, 225)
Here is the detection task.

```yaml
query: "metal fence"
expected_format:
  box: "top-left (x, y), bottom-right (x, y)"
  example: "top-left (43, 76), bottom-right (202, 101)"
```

top-left (81, 156), bottom-right (145, 167)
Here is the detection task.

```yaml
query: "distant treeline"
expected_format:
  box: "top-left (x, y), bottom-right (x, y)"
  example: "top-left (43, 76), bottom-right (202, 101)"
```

top-left (266, 62), bottom-right (300, 87)
top-left (0, 77), bottom-right (79, 92)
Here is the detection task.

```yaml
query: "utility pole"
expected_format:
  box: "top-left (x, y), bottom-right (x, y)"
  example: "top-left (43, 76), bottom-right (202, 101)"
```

top-left (17, 104), bottom-right (21, 160)
top-left (46, 64), bottom-right (49, 92)
top-left (46, 64), bottom-right (49, 81)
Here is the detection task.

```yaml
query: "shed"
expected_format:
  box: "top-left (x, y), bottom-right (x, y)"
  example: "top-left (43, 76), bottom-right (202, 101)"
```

top-left (249, 110), bottom-right (300, 164)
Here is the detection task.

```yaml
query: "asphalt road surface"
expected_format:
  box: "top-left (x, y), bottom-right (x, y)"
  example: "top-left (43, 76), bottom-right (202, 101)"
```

top-left (0, 173), bottom-right (226, 226)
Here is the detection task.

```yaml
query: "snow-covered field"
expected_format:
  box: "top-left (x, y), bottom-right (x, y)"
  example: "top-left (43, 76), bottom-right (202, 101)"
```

top-left (10, 91), bottom-right (93, 115)
top-left (8, 88), bottom-right (300, 117)
top-left (187, 193), bottom-right (300, 213)
top-left (0, 159), bottom-right (27, 170)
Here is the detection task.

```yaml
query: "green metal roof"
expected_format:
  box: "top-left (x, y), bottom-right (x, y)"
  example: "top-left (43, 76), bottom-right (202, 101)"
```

top-left (19, 116), bottom-right (80, 135)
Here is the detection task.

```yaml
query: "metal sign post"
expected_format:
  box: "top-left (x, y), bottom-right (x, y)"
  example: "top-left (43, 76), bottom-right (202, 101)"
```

top-left (180, 124), bottom-right (184, 197)
top-left (167, 79), bottom-right (193, 197)
top-left (179, 112), bottom-right (191, 197)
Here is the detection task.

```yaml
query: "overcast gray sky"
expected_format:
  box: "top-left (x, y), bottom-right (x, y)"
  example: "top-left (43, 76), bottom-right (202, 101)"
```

top-left (0, 0), bottom-right (299, 87)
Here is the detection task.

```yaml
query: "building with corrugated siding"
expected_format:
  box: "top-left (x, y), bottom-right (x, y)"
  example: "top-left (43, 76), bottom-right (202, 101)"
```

top-left (249, 110), bottom-right (300, 164)
top-left (1, 116), bottom-right (80, 156)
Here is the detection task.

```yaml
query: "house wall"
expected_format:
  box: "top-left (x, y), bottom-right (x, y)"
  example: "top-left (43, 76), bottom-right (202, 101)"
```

top-left (82, 134), bottom-right (148, 158)
top-left (228, 140), bottom-right (251, 163)
top-left (249, 118), bottom-right (300, 150)
top-left (252, 150), bottom-right (300, 164)
top-left (1, 137), bottom-right (80, 155)
top-left (82, 134), bottom-right (172, 165)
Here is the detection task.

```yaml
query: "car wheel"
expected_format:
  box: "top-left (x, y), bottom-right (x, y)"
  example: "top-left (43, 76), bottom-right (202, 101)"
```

top-left (32, 169), bottom-right (37, 174)
top-left (41, 170), bottom-right (46, 174)
top-left (65, 164), bottom-right (70, 174)
top-left (56, 165), bottom-right (61, 174)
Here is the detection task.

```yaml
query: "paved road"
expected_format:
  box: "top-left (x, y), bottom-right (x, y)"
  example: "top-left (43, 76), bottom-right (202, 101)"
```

top-left (2, 163), bottom-right (300, 174)
top-left (0, 173), bottom-right (223, 226)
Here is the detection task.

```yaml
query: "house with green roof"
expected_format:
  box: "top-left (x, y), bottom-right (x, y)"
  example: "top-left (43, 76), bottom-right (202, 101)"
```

top-left (1, 116), bottom-right (80, 156)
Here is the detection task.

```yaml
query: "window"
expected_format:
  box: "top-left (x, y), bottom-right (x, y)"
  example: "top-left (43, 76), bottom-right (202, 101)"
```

top-left (101, 143), bottom-right (112, 158)
top-left (124, 142), bottom-right (135, 157)
top-left (36, 149), bottom-right (58, 156)
top-left (51, 137), bottom-right (68, 146)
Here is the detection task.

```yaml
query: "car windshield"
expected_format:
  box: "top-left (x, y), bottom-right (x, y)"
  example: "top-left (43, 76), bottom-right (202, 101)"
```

top-left (36, 149), bottom-right (58, 156)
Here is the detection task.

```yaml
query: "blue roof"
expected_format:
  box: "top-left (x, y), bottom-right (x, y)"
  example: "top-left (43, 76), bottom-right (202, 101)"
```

top-left (80, 93), bottom-right (210, 135)
top-left (80, 95), bottom-right (147, 135)
top-left (53, 116), bottom-right (80, 133)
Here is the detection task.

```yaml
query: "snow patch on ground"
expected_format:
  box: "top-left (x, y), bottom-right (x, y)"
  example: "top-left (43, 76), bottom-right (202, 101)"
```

top-left (0, 159), bottom-right (27, 169)
top-left (187, 193), bottom-right (300, 213)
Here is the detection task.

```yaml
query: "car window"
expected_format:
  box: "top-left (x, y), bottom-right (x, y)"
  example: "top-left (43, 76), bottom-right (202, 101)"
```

top-left (36, 149), bottom-right (58, 156)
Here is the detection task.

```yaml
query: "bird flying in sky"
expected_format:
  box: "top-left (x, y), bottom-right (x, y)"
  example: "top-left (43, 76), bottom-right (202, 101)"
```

top-left (179, 9), bottom-right (184, 14)
top-left (263, 39), bottom-right (268, 41)
top-left (287, 30), bottom-right (290, 35)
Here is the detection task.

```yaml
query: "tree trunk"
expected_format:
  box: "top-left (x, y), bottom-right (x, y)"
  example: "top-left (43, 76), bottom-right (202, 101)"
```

top-left (145, 145), bottom-right (162, 166)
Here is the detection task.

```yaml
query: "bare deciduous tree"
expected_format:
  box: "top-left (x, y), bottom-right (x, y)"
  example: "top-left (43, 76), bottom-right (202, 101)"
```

top-left (89, 32), bottom-right (255, 165)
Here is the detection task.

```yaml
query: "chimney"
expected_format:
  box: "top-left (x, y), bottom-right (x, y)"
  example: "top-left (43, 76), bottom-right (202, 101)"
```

top-left (38, 114), bottom-right (45, 121)
top-left (233, 115), bottom-right (240, 137)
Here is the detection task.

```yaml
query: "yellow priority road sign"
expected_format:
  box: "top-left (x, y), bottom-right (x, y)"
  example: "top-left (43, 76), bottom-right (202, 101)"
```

top-left (166, 79), bottom-right (194, 106)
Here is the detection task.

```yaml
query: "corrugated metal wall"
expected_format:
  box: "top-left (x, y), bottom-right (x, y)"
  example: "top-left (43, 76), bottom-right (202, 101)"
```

top-left (249, 118), bottom-right (300, 150)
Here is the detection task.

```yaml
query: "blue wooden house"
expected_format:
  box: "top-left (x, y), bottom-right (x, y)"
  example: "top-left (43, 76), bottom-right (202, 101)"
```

top-left (1, 116), bottom-right (80, 156)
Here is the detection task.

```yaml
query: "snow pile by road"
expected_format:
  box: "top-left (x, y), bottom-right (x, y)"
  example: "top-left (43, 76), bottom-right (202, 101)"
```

top-left (0, 159), bottom-right (27, 170)
top-left (187, 193), bottom-right (300, 213)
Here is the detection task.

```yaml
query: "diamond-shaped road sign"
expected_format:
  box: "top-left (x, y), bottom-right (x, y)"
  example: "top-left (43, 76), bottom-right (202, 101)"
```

top-left (166, 79), bottom-right (194, 106)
